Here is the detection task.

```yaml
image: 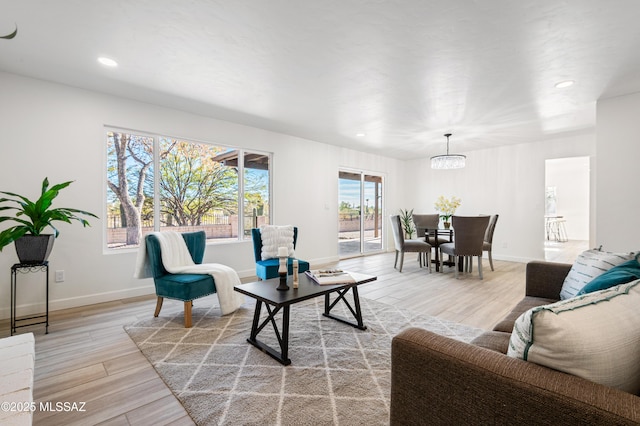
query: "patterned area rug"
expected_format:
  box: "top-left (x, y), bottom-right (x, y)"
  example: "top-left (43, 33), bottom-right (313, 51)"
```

top-left (124, 296), bottom-right (483, 425)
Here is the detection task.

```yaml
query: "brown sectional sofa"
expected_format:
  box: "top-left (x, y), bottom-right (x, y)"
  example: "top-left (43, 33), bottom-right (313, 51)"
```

top-left (390, 261), bottom-right (640, 425)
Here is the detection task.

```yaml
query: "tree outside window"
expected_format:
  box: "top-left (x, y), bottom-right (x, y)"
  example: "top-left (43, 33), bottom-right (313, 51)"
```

top-left (106, 131), bottom-right (154, 247)
top-left (106, 129), bottom-right (271, 249)
top-left (158, 138), bottom-right (238, 229)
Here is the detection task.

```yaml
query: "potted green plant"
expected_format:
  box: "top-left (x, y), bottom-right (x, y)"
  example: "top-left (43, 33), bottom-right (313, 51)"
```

top-left (0, 177), bottom-right (98, 264)
top-left (399, 208), bottom-right (415, 238)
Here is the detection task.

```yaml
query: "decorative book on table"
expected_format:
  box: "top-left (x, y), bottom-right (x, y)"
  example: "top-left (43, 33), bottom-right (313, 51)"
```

top-left (305, 269), bottom-right (360, 285)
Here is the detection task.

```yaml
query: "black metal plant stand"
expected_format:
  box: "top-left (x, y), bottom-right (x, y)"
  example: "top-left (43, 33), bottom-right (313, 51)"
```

top-left (11, 262), bottom-right (49, 336)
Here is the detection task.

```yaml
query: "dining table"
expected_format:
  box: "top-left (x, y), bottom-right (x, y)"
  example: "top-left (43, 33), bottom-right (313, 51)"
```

top-left (423, 228), bottom-right (456, 272)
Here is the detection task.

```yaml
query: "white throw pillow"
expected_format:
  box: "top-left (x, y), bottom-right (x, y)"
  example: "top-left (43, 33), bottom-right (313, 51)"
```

top-left (508, 280), bottom-right (640, 393)
top-left (259, 225), bottom-right (295, 260)
top-left (559, 249), bottom-right (634, 300)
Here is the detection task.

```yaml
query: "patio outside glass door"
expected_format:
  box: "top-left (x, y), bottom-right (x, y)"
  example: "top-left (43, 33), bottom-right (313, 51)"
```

top-left (338, 170), bottom-right (383, 258)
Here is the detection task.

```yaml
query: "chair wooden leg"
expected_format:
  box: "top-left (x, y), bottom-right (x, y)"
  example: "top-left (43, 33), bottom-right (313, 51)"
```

top-left (394, 251), bottom-right (399, 269)
top-left (398, 252), bottom-right (404, 272)
top-left (184, 301), bottom-right (193, 328)
top-left (427, 251), bottom-right (432, 273)
top-left (489, 251), bottom-right (494, 271)
top-left (478, 256), bottom-right (484, 280)
top-left (154, 297), bottom-right (164, 317)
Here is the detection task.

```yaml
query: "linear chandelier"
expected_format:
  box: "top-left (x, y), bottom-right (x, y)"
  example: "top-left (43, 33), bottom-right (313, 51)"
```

top-left (430, 133), bottom-right (466, 169)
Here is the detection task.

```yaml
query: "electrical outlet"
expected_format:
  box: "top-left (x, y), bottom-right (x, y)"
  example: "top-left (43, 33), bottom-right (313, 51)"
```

top-left (55, 270), bottom-right (65, 282)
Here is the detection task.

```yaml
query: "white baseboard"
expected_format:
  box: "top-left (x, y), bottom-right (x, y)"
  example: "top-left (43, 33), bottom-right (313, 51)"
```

top-left (237, 268), bottom-right (257, 279)
top-left (0, 283), bottom-right (156, 321)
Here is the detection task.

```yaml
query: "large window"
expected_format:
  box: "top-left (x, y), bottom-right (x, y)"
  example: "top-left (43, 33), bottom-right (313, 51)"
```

top-left (106, 129), bottom-right (271, 249)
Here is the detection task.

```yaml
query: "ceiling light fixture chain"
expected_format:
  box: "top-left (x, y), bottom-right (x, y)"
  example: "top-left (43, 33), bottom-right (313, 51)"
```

top-left (430, 133), bottom-right (466, 169)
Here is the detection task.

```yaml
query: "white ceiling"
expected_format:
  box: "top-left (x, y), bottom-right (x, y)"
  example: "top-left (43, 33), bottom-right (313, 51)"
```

top-left (1, 0), bottom-right (640, 160)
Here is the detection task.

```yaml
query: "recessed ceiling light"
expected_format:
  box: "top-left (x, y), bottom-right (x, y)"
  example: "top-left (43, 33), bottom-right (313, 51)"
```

top-left (356, 133), bottom-right (366, 137)
top-left (97, 57), bottom-right (118, 67)
top-left (554, 80), bottom-right (574, 89)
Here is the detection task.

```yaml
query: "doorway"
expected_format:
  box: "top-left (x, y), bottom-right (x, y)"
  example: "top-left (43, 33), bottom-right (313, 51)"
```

top-left (544, 156), bottom-right (590, 262)
top-left (338, 170), bottom-right (383, 258)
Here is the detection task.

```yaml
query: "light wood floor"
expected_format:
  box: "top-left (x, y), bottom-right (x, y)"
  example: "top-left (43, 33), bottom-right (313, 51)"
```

top-left (544, 239), bottom-right (589, 263)
top-left (0, 250), bottom-right (574, 425)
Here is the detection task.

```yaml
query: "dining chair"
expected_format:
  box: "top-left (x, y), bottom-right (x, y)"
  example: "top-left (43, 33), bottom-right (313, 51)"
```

top-left (439, 215), bottom-right (490, 279)
top-left (483, 214), bottom-right (499, 271)
top-left (390, 215), bottom-right (432, 272)
top-left (412, 213), bottom-right (449, 266)
top-left (412, 214), bottom-right (449, 245)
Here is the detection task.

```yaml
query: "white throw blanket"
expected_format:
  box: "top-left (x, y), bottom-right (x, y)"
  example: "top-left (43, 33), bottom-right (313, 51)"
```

top-left (134, 231), bottom-right (244, 315)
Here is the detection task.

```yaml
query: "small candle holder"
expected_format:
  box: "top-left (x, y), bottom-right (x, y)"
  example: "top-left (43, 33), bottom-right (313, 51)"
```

top-left (277, 271), bottom-right (289, 291)
top-left (276, 247), bottom-right (289, 291)
top-left (292, 259), bottom-right (299, 289)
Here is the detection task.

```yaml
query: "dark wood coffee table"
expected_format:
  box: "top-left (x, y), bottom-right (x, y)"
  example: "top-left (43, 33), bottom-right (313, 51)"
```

top-left (234, 272), bottom-right (377, 365)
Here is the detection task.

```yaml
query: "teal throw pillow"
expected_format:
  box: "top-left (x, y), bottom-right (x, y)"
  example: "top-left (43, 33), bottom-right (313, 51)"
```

top-left (578, 254), bottom-right (640, 295)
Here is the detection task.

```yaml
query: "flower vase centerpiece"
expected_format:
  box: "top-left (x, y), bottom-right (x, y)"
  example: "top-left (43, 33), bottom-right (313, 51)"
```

top-left (434, 195), bottom-right (461, 229)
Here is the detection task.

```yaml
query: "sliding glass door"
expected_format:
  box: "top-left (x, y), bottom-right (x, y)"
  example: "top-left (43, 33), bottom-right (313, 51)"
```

top-left (338, 170), bottom-right (383, 257)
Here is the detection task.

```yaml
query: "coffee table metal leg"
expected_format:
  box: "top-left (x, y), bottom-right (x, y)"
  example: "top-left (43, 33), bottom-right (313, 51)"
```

top-left (249, 300), bottom-right (263, 341)
top-left (246, 300), bottom-right (291, 366)
top-left (351, 286), bottom-right (365, 329)
top-left (281, 306), bottom-right (290, 364)
top-left (323, 286), bottom-right (367, 330)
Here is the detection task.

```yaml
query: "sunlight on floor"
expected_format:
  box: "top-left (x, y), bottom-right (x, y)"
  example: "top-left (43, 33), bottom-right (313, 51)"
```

top-left (544, 240), bottom-right (589, 263)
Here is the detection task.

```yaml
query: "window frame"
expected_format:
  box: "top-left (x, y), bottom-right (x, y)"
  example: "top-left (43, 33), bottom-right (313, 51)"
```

top-left (104, 126), bottom-right (272, 251)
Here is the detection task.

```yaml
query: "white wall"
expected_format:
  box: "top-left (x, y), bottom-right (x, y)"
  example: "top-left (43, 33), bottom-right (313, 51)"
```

top-left (0, 69), bottom-right (608, 320)
top-left (0, 71), bottom-right (405, 318)
top-left (596, 92), bottom-right (640, 252)
top-left (404, 133), bottom-right (595, 262)
top-left (545, 156), bottom-right (590, 241)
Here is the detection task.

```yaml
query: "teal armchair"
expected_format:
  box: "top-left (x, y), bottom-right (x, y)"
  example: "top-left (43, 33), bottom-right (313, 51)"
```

top-left (146, 231), bottom-right (216, 327)
top-left (251, 227), bottom-right (310, 280)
